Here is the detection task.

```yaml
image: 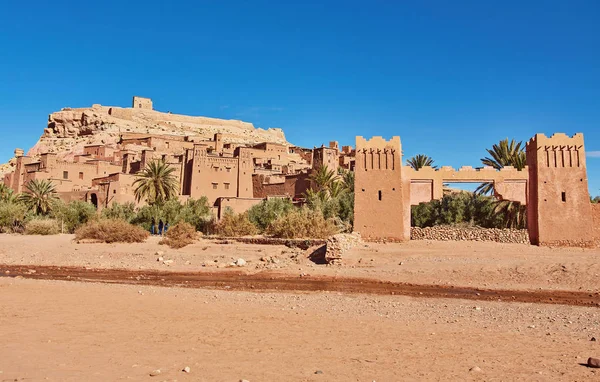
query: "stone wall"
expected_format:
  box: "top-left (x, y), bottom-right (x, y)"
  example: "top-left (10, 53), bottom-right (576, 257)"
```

top-left (411, 226), bottom-right (529, 244)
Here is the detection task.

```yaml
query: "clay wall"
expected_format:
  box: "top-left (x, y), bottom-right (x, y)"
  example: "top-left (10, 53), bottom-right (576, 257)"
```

top-left (132, 96), bottom-right (153, 110)
top-left (526, 133), bottom-right (594, 246)
top-left (107, 107), bottom-right (134, 120)
top-left (252, 173), bottom-right (310, 199)
top-left (353, 136), bottom-right (410, 241)
top-left (313, 146), bottom-right (338, 172)
top-left (406, 165), bottom-right (529, 204)
top-left (93, 173), bottom-right (138, 209)
top-left (289, 147), bottom-right (313, 166)
top-left (235, 147), bottom-right (254, 198)
top-left (189, 146), bottom-right (240, 205)
top-left (591, 203), bottom-right (600, 244)
top-left (217, 197), bottom-right (264, 219)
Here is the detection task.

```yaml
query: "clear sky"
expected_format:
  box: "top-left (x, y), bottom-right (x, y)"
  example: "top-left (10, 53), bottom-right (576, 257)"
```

top-left (1, 0), bottom-right (599, 195)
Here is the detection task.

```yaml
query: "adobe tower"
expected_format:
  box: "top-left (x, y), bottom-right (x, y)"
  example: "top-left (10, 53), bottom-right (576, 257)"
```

top-left (353, 136), bottom-right (410, 241)
top-left (526, 133), bottom-right (594, 246)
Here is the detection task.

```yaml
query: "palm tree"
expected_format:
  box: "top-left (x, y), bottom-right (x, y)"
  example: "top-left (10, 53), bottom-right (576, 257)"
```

top-left (493, 199), bottom-right (527, 229)
top-left (406, 154), bottom-right (436, 170)
top-left (329, 181), bottom-right (347, 199)
top-left (341, 169), bottom-right (355, 193)
top-left (309, 166), bottom-right (336, 193)
top-left (476, 139), bottom-right (526, 195)
top-left (19, 179), bottom-right (58, 215)
top-left (0, 184), bottom-right (14, 202)
top-left (133, 159), bottom-right (179, 205)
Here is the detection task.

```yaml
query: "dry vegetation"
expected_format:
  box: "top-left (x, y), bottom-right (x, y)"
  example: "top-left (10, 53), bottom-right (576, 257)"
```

top-left (159, 222), bottom-right (197, 248)
top-left (24, 219), bottom-right (60, 235)
top-left (267, 208), bottom-right (338, 239)
top-left (214, 212), bottom-right (259, 237)
top-left (74, 219), bottom-right (149, 243)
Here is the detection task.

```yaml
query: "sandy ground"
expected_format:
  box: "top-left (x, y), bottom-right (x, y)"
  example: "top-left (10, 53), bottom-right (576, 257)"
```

top-left (1, 277), bottom-right (599, 381)
top-left (1, 234), bottom-right (599, 292)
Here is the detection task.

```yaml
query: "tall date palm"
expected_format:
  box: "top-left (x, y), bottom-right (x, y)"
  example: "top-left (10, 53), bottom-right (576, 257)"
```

top-left (19, 179), bottom-right (58, 215)
top-left (406, 154), bottom-right (436, 170)
top-left (133, 159), bottom-right (179, 205)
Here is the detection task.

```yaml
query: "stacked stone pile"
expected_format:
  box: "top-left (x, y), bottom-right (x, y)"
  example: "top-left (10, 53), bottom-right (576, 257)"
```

top-left (325, 232), bottom-right (363, 264)
top-left (411, 226), bottom-right (529, 244)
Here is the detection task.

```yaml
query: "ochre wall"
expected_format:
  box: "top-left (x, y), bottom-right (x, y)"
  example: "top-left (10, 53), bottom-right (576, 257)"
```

top-left (407, 165), bottom-right (529, 205)
top-left (217, 197), bottom-right (264, 219)
top-left (353, 136), bottom-right (409, 241)
top-left (252, 173), bottom-right (310, 199)
top-left (526, 133), bottom-right (594, 246)
top-left (132, 96), bottom-right (153, 110)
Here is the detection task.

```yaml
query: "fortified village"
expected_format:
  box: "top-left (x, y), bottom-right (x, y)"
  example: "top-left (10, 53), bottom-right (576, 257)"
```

top-left (2, 96), bottom-right (598, 247)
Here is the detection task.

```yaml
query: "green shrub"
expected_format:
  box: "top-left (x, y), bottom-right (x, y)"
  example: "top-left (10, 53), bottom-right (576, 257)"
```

top-left (159, 222), bottom-right (197, 248)
top-left (101, 202), bottom-right (136, 222)
top-left (247, 198), bottom-right (294, 231)
top-left (0, 201), bottom-right (28, 233)
top-left (131, 197), bottom-right (213, 233)
top-left (51, 200), bottom-right (97, 233)
top-left (215, 211), bottom-right (258, 237)
top-left (74, 219), bottom-right (149, 243)
top-left (266, 207), bottom-right (338, 239)
top-left (25, 219), bottom-right (60, 235)
top-left (411, 192), bottom-right (523, 229)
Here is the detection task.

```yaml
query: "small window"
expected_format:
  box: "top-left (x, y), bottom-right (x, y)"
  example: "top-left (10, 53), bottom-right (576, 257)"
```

top-left (378, 190), bottom-right (382, 201)
top-left (212, 183), bottom-right (218, 189)
top-left (224, 183), bottom-right (230, 190)
top-left (63, 171), bottom-right (68, 179)
top-left (79, 172), bottom-right (84, 180)
top-left (226, 168), bottom-right (231, 172)
top-left (561, 192), bottom-right (566, 202)
top-left (139, 103), bottom-right (142, 108)
top-left (113, 190), bottom-right (116, 194)
top-left (214, 167), bottom-right (218, 172)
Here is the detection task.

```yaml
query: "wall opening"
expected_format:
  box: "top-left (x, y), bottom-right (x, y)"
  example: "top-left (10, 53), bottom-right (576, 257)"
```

top-left (378, 190), bottom-right (382, 201)
top-left (90, 193), bottom-right (98, 209)
top-left (561, 192), bottom-right (566, 202)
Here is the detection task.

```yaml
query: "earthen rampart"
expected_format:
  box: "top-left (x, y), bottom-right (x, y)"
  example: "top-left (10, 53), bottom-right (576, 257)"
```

top-left (407, 165), bottom-right (529, 205)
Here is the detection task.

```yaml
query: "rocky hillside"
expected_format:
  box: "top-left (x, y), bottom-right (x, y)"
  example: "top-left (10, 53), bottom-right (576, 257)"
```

top-left (1, 103), bottom-right (290, 170)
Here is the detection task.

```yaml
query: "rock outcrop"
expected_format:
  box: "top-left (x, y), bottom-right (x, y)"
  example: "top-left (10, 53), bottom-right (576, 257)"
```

top-left (1, 102), bottom-right (290, 171)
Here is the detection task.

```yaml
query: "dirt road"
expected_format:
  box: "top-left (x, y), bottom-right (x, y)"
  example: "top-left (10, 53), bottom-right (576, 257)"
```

top-left (3, 264), bottom-right (600, 307)
top-left (1, 278), bottom-right (599, 381)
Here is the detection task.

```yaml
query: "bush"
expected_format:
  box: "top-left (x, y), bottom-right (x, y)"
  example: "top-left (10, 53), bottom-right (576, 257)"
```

top-left (0, 201), bottom-right (28, 233)
top-left (159, 222), bottom-right (197, 248)
top-left (25, 219), bottom-right (60, 235)
top-left (51, 200), bottom-right (98, 233)
top-left (131, 198), bottom-right (213, 233)
top-left (215, 210), bottom-right (258, 237)
top-left (411, 192), bottom-right (520, 229)
top-left (267, 207), bottom-right (338, 239)
top-left (101, 202), bottom-right (136, 222)
top-left (75, 219), bottom-right (149, 243)
top-left (247, 198), bottom-right (294, 232)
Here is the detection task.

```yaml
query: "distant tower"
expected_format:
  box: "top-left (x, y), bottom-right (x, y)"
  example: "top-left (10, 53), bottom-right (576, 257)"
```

top-left (353, 136), bottom-right (410, 241)
top-left (526, 133), bottom-right (594, 246)
top-left (312, 145), bottom-right (339, 172)
top-left (132, 96), bottom-right (153, 110)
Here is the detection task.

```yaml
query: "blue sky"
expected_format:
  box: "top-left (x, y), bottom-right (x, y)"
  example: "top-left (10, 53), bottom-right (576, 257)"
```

top-left (1, 1), bottom-right (599, 195)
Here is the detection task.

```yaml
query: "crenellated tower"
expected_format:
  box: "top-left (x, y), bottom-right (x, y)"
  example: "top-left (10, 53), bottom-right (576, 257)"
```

top-left (353, 136), bottom-right (410, 241)
top-left (526, 133), bottom-right (594, 246)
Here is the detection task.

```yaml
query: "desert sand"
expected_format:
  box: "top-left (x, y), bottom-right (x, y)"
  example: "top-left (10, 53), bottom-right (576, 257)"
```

top-left (1, 234), bottom-right (600, 381)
